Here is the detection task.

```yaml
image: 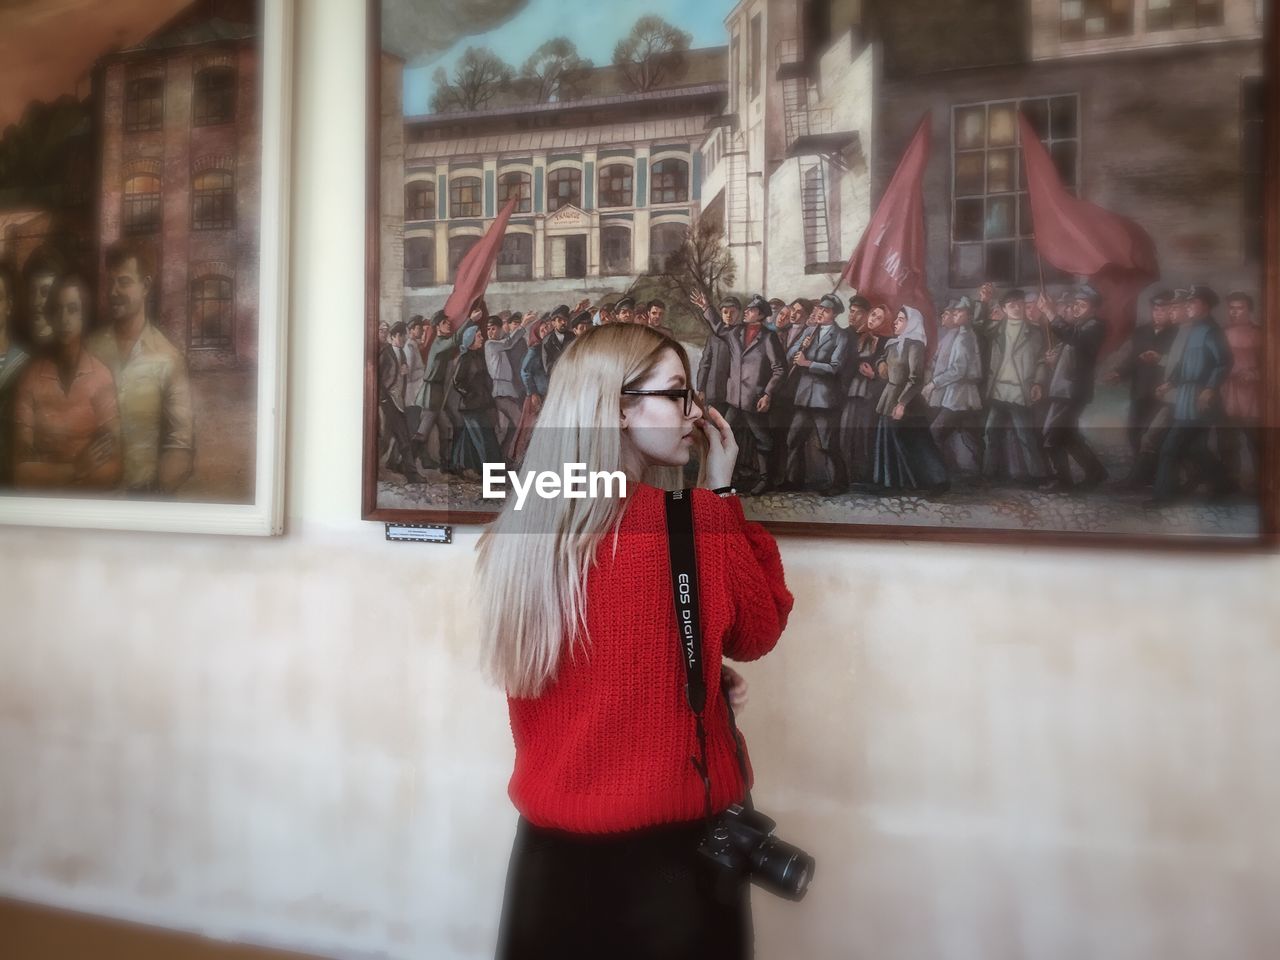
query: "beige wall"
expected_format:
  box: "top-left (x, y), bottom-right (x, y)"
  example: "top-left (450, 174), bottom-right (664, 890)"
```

top-left (1, 3), bottom-right (1279, 959)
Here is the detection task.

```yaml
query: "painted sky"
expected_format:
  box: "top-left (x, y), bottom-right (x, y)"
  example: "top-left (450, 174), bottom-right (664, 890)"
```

top-left (401, 0), bottom-right (735, 116)
top-left (0, 0), bottom-right (190, 128)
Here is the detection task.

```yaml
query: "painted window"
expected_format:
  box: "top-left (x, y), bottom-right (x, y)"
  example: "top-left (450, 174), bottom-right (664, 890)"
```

top-left (190, 275), bottom-right (233, 348)
top-left (1059, 0), bottom-right (1133, 40)
top-left (601, 225), bottom-right (632, 275)
top-left (450, 176), bottom-right (482, 218)
top-left (405, 236), bottom-right (435, 286)
top-left (650, 159), bottom-right (689, 204)
top-left (497, 233), bottom-right (533, 281)
top-left (950, 94), bottom-right (1080, 286)
top-left (192, 170), bottom-right (234, 231)
top-left (648, 222), bottom-right (687, 274)
top-left (547, 167), bottom-right (582, 212)
top-left (125, 77), bottom-right (163, 132)
top-left (193, 67), bottom-right (236, 126)
top-left (598, 164), bottom-right (634, 208)
top-left (406, 181), bottom-right (435, 221)
top-left (123, 174), bottom-right (162, 234)
top-left (497, 171), bottom-right (533, 213)
top-left (749, 15), bottom-right (762, 100)
top-left (1146, 0), bottom-right (1223, 31)
top-left (448, 235), bottom-right (479, 281)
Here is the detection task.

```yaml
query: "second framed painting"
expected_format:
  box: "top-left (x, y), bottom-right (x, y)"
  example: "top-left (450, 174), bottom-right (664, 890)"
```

top-left (0, 0), bottom-right (291, 536)
top-left (364, 0), bottom-right (1277, 549)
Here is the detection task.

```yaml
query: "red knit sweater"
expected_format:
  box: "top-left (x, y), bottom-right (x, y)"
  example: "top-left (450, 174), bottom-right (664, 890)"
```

top-left (506, 483), bottom-right (794, 834)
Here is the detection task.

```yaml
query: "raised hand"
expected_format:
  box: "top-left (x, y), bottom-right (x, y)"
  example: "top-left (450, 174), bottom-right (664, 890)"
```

top-left (699, 405), bottom-right (739, 490)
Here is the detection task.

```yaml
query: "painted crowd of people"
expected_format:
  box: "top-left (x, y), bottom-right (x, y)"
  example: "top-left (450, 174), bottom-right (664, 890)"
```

top-left (377, 281), bottom-right (1262, 507)
top-left (376, 295), bottom-right (673, 482)
top-left (0, 244), bottom-right (195, 495)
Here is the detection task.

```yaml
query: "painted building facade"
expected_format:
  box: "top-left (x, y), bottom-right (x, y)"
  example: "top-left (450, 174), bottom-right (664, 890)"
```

top-left (701, 0), bottom-right (1265, 308)
top-left (876, 0), bottom-right (1267, 305)
top-left (399, 65), bottom-right (727, 317)
top-left (95, 0), bottom-right (261, 368)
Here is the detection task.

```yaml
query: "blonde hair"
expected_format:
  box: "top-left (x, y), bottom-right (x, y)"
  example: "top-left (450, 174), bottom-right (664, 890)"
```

top-left (475, 323), bottom-right (705, 697)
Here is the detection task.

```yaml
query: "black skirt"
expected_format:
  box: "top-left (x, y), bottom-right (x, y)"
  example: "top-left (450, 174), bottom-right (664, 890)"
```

top-left (495, 815), bottom-right (753, 960)
top-left (872, 411), bottom-right (950, 491)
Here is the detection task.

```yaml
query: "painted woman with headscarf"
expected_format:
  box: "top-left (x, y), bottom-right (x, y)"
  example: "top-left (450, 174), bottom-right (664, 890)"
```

top-left (871, 305), bottom-right (950, 495)
top-left (449, 323), bottom-right (504, 479)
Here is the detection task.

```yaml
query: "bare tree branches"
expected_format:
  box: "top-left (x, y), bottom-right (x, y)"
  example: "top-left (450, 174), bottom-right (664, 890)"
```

top-left (659, 217), bottom-right (736, 308)
top-left (517, 38), bottom-right (593, 103)
top-left (612, 16), bottom-right (692, 93)
top-left (430, 47), bottom-right (515, 113)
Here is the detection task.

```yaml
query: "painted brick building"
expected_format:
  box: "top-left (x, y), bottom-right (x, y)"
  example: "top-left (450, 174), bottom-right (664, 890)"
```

top-left (95, 0), bottom-right (261, 368)
top-left (705, 0), bottom-right (1267, 308)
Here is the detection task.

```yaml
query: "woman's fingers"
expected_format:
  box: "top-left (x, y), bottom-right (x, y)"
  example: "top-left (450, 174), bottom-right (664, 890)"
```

top-left (703, 406), bottom-right (736, 448)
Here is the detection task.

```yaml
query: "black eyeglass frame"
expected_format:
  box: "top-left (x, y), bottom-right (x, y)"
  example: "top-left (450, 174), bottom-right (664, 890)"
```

top-left (620, 387), bottom-right (705, 417)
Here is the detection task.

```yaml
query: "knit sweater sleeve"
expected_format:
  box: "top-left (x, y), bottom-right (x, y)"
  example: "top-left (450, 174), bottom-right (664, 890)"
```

top-left (692, 488), bottom-right (793, 662)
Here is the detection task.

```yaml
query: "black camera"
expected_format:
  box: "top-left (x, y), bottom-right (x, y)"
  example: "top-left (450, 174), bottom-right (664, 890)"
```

top-left (699, 803), bottom-right (815, 902)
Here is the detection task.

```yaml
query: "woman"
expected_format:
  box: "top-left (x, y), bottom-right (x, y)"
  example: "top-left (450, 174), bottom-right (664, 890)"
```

top-left (18, 246), bottom-right (61, 353)
top-left (871, 305), bottom-right (949, 495)
top-left (12, 275), bottom-right (122, 490)
top-left (477, 324), bottom-right (793, 960)
top-left (841, 303), bottom-right (892, 487)
top-left (510, 317), bottom-right (551, 466)
top-left (449, 323), bottom-right (503, 479)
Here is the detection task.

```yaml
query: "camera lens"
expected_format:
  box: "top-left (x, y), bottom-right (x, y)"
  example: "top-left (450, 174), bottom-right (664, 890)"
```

top-left (750, 837), bottom-right (815, 901)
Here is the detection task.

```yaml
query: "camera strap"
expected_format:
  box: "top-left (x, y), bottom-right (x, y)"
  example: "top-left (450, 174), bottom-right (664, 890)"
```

top-left (664, 489), bottom-right (752, 825)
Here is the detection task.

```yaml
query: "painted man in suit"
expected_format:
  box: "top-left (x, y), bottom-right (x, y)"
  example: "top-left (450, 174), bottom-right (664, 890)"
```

top-left (1040, 285), bottom-right (1109, 492)
top-left (982, 288), bottom-right (1050, 485)
top-left (694, 294), bottom-right (737, 418)
top-left (484, 313), bottom-right (529, 457)
top-left (541, 304), bottom-right (575, 375)
top-left (784, 292), bottom-right (849, 495)
top-left (1109, 289), bottom-right (1178, 487)
top-left (403, 316), bottom-right (428, 444)
top-left (1150, 285), bottom-right (1233, 504)
top-left (925, 298), bottom-right (984, 476)
top-left (379, 321), bottom-right (423, 481)
top-left (701, 293), bottom-right (784, 495)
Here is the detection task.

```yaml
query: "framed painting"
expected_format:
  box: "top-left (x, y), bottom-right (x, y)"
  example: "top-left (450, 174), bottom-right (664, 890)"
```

top-left (0, 0), bottom-right (291, 536)
top-left (365, 0), bottom-right (1276, 549)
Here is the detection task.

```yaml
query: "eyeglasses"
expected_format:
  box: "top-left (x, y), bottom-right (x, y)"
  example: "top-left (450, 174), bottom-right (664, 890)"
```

top-left (620, 387), bottom-right (705, 417)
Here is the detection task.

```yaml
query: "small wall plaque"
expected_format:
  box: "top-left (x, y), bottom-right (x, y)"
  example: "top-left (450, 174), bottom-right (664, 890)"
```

top-left (385, 522), bottom-right (452, 544)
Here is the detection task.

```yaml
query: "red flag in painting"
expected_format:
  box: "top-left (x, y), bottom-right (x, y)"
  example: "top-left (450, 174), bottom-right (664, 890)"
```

top-left (443, 195), bottom-right (520, 325)
top-left (840, 112), bottom-right (934, 341)
top-left (1018, 112), bottom-right (1159, 357)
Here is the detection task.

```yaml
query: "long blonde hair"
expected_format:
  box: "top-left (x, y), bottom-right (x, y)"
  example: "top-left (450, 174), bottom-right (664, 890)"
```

top-left (475, 323), bottom-right (704, 697)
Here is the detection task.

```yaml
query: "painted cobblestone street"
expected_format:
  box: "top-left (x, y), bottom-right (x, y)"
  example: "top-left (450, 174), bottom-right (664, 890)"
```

top-left (376, 383), bottom-right (1262, 539)
top-left (379, 475), bottom-right (1258, 539)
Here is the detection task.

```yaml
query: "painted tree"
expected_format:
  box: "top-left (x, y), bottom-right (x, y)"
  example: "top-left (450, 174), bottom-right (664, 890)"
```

top-left (517, 38), bottom-right (593, 103)
top-left (430, 46), bottom-right (515, 113)
top-left (612, 16), bottom-right (692, 93)
top-left (659, 217), bottom-right (736, 310)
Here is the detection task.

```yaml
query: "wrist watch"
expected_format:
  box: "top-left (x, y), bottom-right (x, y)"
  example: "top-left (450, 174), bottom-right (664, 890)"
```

top-left (711, 485), bottom-right (737, 497)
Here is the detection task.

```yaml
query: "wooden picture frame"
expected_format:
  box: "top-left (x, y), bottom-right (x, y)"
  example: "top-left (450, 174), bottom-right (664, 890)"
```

top-left (364, 0), bottom-right (1277, 550)
top-left (0, 0), bottom-right (292, 536)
